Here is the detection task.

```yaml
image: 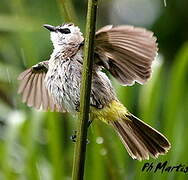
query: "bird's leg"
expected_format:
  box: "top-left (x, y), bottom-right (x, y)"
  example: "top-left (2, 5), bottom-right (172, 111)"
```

top-left (70, 130), bottom-right (90, 144)
top-left (70, 119), bottom-right (92, 143)
top-left (87, 113), bottom-right (93, 128)
top-left (87, 120), bottom-right (93, 128)
top-left (70, 130), bottom-right (77, 143)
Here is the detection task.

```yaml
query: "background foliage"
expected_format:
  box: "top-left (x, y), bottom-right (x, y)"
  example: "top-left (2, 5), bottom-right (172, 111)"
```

top-left (0, 0), bottom-right (188, 179)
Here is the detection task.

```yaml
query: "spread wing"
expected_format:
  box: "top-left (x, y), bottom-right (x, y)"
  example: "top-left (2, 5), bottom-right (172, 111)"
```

top-left (17, 61), bottom-right (66, 112)
top-left (95, 25), bottom-right (158, 86)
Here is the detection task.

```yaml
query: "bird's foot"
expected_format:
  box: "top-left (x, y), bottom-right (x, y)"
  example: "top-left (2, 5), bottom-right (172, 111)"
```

top-left (87, 120), bottom-right (93, 128)
top-left (70, 126), bottom-right (91, 144)
top-left (70, 131), bottom-right (90, 144)
top-left (70, 130), bottom-right (77, 143)
top-left (70, 120), bottom-right (92, 143)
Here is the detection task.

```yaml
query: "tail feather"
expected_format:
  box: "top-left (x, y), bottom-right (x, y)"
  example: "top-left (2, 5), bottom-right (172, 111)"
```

top-left (110, 114), bottom-right (171, 160)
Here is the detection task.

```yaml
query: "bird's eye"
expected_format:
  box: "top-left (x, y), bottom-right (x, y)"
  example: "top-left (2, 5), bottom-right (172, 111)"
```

top-left (58, 28), bottom-right (71, 34)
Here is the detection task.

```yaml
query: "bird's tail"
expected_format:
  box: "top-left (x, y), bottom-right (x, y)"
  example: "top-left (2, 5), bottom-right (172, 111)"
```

top-left (110, 114), bottom-right (171, 160)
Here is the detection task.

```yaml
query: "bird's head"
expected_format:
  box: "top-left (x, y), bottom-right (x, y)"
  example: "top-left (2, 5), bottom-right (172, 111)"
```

top-left (43, 23), bottom-right (84, 49)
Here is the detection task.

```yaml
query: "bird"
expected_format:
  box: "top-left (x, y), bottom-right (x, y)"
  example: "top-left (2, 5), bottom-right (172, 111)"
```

top-left (17, 23), bottom-right (171, 160)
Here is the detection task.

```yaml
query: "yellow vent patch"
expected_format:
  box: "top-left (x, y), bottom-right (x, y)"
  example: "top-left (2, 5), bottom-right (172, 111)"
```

top-left (90, 100), bottom-right (128, 123)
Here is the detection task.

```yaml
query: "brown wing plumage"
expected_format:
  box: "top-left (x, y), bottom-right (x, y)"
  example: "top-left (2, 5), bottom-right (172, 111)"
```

top-left (17, 61), bottom-right (65, 112)
top-left (95, 25), bottom-right (158, 86)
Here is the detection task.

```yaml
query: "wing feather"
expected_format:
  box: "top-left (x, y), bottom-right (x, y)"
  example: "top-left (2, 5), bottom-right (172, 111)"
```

top-left (41, 73), bottom-right (49, 111)
top-left (22, 73), bottom-right (35, 103)
top-left (35, 73), bottom-right (43, 109)
top-left (95, 25), bottom-right (158, 85)
top-left (17, 61), bottom-right (66, 112)
top-left (27, 73), bottom-right (39, 107)
top-left (18, 71), bottom-right (33, 94)
top-left (17, 68), bottom-right (32, 80)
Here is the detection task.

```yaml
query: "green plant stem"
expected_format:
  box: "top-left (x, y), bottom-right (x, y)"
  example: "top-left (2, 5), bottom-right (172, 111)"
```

top-left (72, 0), bottom-right (98, 179)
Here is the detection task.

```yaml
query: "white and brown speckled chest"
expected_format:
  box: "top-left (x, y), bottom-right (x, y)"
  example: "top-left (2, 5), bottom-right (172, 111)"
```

top-left (45, 48), bottom-right (116, 112)
top-left (45, 51), bottom-right (83, 112)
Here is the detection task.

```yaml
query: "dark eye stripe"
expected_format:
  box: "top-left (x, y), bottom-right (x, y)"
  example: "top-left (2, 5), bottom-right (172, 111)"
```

top-left (58, 28), bottom-right (71, 34)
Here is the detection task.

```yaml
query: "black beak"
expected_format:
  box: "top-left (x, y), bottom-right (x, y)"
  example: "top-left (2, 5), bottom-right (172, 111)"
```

top-left (43, 24), bottom-right (56, 32)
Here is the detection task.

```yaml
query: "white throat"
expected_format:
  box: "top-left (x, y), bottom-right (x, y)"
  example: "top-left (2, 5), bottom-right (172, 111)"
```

top-left (49, 25), bottom-right (84, 59)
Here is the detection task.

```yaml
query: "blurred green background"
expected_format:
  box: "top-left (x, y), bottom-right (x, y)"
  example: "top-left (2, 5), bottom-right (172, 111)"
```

top-left (0, 0), bottom-right (188, 179)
